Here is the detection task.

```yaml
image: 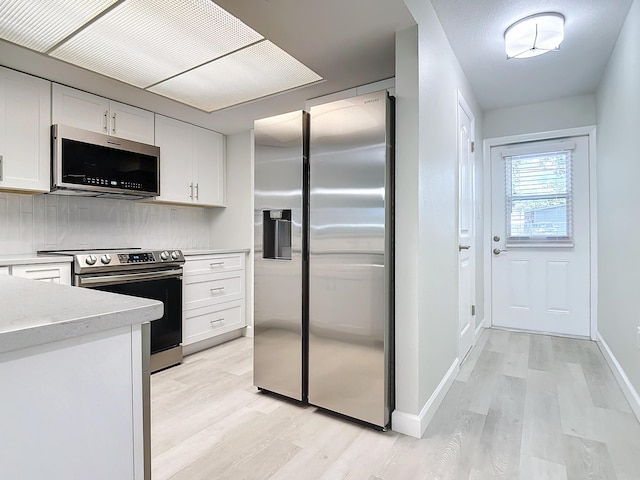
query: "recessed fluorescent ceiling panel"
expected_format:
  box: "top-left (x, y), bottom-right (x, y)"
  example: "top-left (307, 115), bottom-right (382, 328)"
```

top-left (149, 40), bottom-right (323, 112)
top-left (50, 0), bottom-right (264, 88)
top-left (0, 0), bottom-right (118, 52)
top-left (0, 0), bottom-right (322, 111)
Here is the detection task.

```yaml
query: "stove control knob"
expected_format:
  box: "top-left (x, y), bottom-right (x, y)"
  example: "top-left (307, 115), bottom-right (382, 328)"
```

top-left (160, 250), bottom-right (169, 261)
top-left (100, 254), bottom-right (112, 265)
top-left (85, 255), bottom-right (97, 266)
top-left (171, 250), bottom-right (181, 260)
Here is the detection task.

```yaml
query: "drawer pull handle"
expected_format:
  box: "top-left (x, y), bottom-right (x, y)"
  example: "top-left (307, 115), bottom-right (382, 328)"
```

top-left (210, 318), bottom-right (224, 324)
top-left (210, 262), bottom-right (224, 267)
top-left (210, 287), bottom-right (225, 293)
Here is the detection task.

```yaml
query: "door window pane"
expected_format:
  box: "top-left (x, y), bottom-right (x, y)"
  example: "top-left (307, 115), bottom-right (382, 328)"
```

top-left (505, 150), bottom-right (573, 244)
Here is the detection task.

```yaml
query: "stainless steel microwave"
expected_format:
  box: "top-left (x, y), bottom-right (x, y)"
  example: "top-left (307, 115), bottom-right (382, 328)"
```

top-left (51, 124), bottom-right (160, 199)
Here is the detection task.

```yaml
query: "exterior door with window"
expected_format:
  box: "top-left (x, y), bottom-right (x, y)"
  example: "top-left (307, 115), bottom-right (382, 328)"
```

top-left (491, 136), bottom-right (590, 336)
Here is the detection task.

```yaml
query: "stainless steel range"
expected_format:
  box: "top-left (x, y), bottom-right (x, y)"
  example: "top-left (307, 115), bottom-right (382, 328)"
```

top-left (39, 247), bottom-right (185, 372)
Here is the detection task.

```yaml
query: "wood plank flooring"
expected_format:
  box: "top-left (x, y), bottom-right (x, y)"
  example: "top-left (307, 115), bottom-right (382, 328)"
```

top-left (151, 329), bottom-right (640, 479)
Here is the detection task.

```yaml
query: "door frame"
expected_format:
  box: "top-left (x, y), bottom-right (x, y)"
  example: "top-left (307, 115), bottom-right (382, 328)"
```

top-left (482, 126), bottom-right (598, 340)
top-left (456, 90), bottom-right (477, 360)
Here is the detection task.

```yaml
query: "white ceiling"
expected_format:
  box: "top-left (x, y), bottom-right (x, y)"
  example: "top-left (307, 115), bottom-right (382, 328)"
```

top-left (429, 0), bottom-right (634, 110)
top-left (206, 0), bottom-right (416, 132)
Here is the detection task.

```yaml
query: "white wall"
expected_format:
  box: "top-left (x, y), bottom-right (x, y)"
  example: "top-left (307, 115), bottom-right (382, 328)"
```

top-left (209, 131), bottom-right (255, 332)
top-left (596, 0), bottom-right (640, 405)
top-left (209, 131), bottom-right (254, 250)
top-left (0, 193), bottom-right (211, 254)
top-left (394, 0), bottom-right (483, 437)
top-left (483, 94), bottom-right (596, 139)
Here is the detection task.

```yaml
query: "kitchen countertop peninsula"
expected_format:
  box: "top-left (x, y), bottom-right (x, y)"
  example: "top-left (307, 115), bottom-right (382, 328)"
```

top-left (0, 274), bottom-right (162, 480)
top-left (0, 274), bottom-right (163, 354)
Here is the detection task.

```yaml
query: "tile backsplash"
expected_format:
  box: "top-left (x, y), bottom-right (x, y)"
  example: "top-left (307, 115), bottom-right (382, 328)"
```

top-left (0, 192), bottom-right (212, 254)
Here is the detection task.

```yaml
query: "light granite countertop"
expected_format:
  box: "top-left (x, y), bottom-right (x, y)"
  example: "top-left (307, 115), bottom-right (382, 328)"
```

top-left (0, 254), bottom-right (74, 267)
top-left (182, 248), bottom-right (250, 256)
top-left (0, 275), bottom-right (163, 355)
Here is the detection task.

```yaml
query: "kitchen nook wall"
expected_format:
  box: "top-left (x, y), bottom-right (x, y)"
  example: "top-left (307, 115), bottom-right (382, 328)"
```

top-left (0, 192), bottom-right (212, 254)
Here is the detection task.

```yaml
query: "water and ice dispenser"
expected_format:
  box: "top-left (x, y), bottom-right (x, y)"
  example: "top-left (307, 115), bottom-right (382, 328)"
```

top-left (262, 209), bottom-right (292, 260)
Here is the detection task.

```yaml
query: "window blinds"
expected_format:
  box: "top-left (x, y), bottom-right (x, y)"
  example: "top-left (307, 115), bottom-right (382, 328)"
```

top-left (504, 146), bottom-right (574, 245)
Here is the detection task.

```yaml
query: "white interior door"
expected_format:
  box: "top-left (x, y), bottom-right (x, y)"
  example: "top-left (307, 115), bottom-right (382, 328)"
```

top-left (490, 135), bottom-right (590, 336)
top-left (458, 96), bottom-right (475, 360)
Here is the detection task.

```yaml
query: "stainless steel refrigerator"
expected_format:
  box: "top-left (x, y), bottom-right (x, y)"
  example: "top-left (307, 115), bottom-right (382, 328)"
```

top-left (254, 90), bottom-right (394, 429)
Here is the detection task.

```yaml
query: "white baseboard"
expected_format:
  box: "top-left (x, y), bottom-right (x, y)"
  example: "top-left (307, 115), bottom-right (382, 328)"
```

top-left (183, 329), bottom-right (244, 356)
top-left (392, 357), bottom-right (460, 438)
top-left (243, 325), bottom-right (254, 338)
top-left (597, 332), bottom-right (640, 423)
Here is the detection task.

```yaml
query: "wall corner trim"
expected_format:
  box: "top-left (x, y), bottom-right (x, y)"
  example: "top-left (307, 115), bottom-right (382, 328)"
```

top-left (597, 332), bottom-right (640, 423)
top-left (392, 357), bottom-right (460, 438)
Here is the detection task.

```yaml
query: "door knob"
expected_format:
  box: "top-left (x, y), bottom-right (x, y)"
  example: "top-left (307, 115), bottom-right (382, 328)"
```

top-left (493, 248), bottom-right (507, 255)
top-left (459, 244), bottom-right (471, 251)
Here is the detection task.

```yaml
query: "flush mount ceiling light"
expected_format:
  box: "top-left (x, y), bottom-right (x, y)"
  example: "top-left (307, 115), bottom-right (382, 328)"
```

top-left (0, 0), bottom-right (323, 112)
top-left (504, 12), bottom-right (565, 59)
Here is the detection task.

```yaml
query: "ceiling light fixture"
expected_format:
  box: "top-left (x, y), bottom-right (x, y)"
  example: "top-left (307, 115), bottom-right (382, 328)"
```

top-left (504, 12), bottom-right (565, 59)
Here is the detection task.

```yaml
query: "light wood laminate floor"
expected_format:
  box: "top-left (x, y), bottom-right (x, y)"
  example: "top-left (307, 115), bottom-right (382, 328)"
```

top-left (151, 329), bottom-right (640, 479)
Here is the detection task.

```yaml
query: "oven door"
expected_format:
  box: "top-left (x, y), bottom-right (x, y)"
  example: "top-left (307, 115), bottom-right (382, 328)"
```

top-left (77, 269), bottom-right (182, 355)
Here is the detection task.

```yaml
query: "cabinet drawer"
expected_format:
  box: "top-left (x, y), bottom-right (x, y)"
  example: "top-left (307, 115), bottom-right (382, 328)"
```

top-left (184, 271), bottom-right (244, 310)
top-left (184, 253), bottom-right (244, 275)
top-left (11, 263), bottom-right (71, 285)
top-left (183, 301), bottom-right (245, 345)
top-left (0, 266), bottom-right (9, 275)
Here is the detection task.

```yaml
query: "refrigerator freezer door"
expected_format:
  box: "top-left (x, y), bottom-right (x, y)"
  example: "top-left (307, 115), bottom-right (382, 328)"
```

top-left (308, 91), bottom-right (392, 428)
top-left (253, 111), bottom-right (308, 401)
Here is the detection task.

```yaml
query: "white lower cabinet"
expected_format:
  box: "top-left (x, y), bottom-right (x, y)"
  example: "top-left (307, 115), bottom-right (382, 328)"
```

top-left (0, 325), bottom-right (143, 480)
top-left (183, 253), bottom-right (246, 350)
top-left (184, 301), bottom-right (245, 345)
top-left (11, 263), bottom-right (71, 285)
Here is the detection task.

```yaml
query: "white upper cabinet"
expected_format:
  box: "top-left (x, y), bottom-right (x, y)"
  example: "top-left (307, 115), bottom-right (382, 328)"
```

top-left (154, 114), bottom-right (226, 207)
top-left (0, 66), bottom-right (51, 193)
top-left (193, 124), bottom-right (225, 207)
top-left (154, 114), bottom-right (193, 204)
top-left (52, 84), bottom-right (155, 144)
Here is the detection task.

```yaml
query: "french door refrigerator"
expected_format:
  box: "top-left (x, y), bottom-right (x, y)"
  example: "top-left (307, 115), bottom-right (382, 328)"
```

top-left (254, 90), bottom-right (394, 429)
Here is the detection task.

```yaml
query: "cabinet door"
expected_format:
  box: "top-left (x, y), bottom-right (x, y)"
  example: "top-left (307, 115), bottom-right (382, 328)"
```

top-left (154, 115), bottom-right (193, 204)
top-left (52, 84), bottom-right (109, 134)
top-left (0, 67), bottom-right (51, 193)
top-left (109, 101), bottom-right (154, 144)
top-left (193, 126), bottom-right (226, 206)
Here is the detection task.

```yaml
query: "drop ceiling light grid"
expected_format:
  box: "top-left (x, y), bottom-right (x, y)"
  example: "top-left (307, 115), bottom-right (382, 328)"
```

top-left (149, 40), bottom-right (323, 112)
top-left (0, 0), bottom-right (118, 52)
top-left (50, 0), bottom-right (264, 88)
top-left (0, 0), bottom-right (323, 112)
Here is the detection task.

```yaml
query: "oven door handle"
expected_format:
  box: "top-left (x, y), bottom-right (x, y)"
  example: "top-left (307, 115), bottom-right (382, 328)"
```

top-left (77, 268), bottom-right (183, 287)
